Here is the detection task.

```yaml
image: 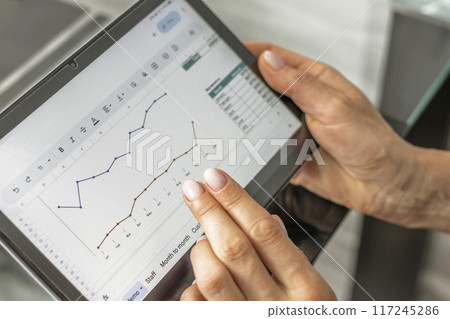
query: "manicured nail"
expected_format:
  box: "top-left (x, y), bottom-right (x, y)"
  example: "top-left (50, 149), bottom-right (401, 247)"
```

top-left (203, 168), bottom-right (228, 192)
top-left (263, 51), bottom-right (286, 71)
top-left (273, 215), bottom-right (288, 235)
top-left (196, 234), bottom-right (207, 243)
top-left (183, 180), bottom-right (205, 201)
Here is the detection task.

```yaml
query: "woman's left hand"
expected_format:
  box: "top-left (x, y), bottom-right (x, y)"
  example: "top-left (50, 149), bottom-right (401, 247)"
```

top-left (179, 168), bottom-right (336, 301)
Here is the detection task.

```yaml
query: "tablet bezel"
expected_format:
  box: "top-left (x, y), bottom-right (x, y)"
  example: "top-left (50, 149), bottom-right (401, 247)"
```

top-left (0, 0), bottom-right (309, 301)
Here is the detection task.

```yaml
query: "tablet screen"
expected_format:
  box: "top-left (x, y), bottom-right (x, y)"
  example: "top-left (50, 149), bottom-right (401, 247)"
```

top-left (0, 0), bottom-right (301, 300)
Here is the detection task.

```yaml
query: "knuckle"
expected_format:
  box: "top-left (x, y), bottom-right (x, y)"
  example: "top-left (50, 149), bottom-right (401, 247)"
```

top-left (314, 62), bottom-right (338, 79)
top-left (288, 73), bottom-right (313, 96)
top-left (249, 217), bottom-right (283, 245)
top-left (216, 236), bottom-right (250, 263)
top-left (329, 93), bottom-right (348, 110)
top-left (200, 272), bottom-right (226, 296)
top-left (220, 185), bottom-right (247, 210)
top-left (194, 199), bottom-right (218, 220)
top-left (290, 71), bottom-right (330, 99)
top-left (318, 94), bottom-right (349, 124)
top-left (327, 95), bottom-right (346, 114)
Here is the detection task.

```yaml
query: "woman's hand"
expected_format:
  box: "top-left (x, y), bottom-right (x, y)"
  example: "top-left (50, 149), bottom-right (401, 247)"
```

top-left (245, 42), bottom-right (450, 232)
top-left (180, 168), bottom-right (336, 301)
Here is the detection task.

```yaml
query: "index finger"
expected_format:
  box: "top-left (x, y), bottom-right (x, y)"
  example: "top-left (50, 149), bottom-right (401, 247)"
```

top-left (182, 180), bottom-right (279, 299)
top-left (202, 168), bottom-right (315, 288)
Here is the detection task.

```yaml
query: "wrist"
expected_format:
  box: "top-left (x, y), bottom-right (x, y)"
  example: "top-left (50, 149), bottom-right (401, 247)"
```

top-left (414, 147), bottom-right (450, 231)
top-left (383, 143), bottom-right (450, 231)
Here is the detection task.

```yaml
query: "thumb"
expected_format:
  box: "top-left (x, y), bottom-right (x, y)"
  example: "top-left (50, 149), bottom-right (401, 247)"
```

top-left (258, 51), bottom-right (341, 125)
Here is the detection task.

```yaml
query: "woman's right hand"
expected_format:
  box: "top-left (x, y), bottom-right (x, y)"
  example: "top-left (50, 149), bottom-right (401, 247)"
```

top-left (245, 42), bottom-right (450, 232)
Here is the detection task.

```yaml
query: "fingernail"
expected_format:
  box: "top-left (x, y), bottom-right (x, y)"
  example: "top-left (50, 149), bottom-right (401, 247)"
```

top-left (192, 279), bottom-right (197, 285)
top-left (183, 180), bottom-right (205, 201)
top-left (273, 215), bottom-right (288, 236)
top-left (263, 51), bottom-right (286, 71)
top-left (196, 234), bottom-right (207, 243)
top-left (203, 168), bottom-right (228, 192)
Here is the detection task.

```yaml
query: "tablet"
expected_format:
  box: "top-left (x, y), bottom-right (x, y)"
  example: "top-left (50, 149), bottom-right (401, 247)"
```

top-left (0, 0), bottom-right (307, 300)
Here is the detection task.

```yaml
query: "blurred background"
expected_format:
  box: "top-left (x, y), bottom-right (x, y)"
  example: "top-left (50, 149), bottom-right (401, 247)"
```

top-left (0, 0), bottom-right (449, 300)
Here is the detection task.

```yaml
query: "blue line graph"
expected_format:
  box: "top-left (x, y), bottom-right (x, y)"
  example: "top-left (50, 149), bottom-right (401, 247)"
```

top-left (57, 92), bottom-right (168, 209)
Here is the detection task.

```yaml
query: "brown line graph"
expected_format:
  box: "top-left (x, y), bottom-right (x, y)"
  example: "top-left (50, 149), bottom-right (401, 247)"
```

top-left (97, 121), bottom-right (198, 249)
